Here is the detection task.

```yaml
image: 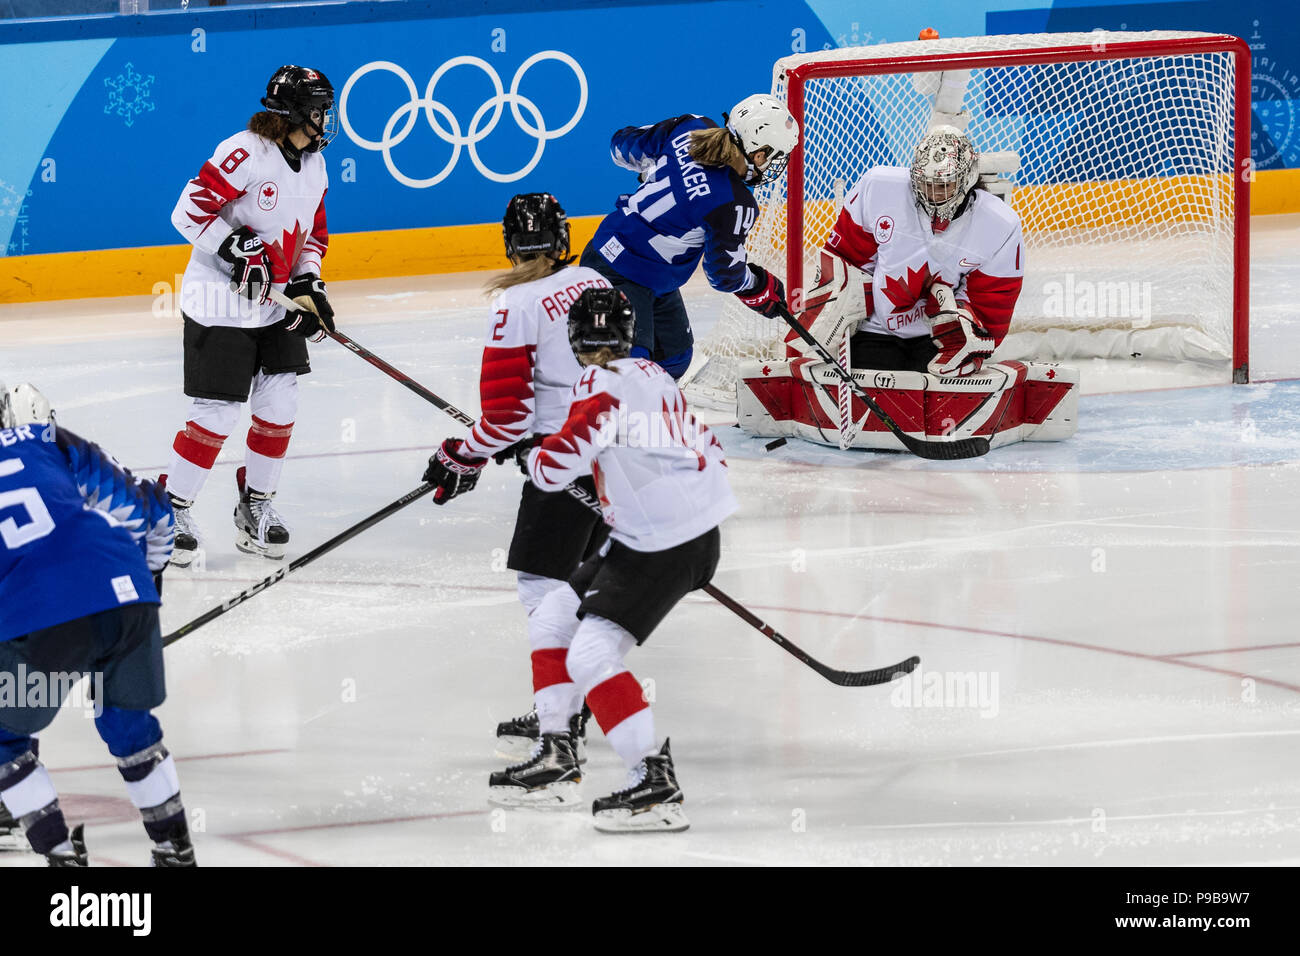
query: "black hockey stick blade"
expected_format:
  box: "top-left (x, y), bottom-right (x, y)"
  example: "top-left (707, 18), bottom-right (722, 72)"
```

top-left (702, 583), bottom-right (919, 687)
top-left (162, 482), bottom-right (437, 648)
top-left (773, 302), bottom-right (990, 460)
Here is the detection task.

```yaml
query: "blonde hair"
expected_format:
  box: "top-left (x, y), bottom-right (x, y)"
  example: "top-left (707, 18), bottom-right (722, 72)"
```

top-left (689, 127), bottom-right (745, 169)
top-left (484, 255), bottom-right (560, 294)
top-left (248, 111), bottom-right (291, 142)
top-left (577, 346), bottom-right (622, 369)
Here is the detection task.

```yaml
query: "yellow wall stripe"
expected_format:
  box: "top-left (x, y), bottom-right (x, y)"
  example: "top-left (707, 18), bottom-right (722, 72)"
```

top-left (1, 169), bottom-right (1296, 305)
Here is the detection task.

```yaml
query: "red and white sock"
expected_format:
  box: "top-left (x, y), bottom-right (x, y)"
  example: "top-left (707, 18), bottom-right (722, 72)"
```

top-left (568, 616), bottom-right (654, 771)
top-left (528, 582), bottom-right (582, 734)
top-left (167, 399), bottom-right (239, 502)
top-left (244, 372), bottom-right (298, 494)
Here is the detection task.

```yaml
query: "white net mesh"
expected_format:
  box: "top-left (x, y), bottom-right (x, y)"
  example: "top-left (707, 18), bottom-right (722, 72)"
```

top-left (685, 31), bottom-right (1243, 407)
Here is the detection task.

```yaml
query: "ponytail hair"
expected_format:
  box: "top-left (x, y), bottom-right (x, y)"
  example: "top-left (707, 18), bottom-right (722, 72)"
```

top-left (248, 110), bottom-right (291, 142)
top-left (484, 254), bottom-right (561, 294)
top-left (688, 127), bottom-right (745, 169)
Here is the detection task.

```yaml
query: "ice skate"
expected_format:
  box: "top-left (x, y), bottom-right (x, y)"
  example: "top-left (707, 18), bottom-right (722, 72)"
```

top-left (0, 800), bottom-right (22, 850)
top-left (488, 732), bottom-right (583, 808)
top-left (150, 824), bottom-right (197, 867)
top-left (233, 465), bottom-right (289, 560)
top-left (45, 823), bottom-right (88, 867)
top-left (165, 486), bottom-right (201, 568)
top-left (495, 704), bottom-right (589, 763)
top-left (592, 739), bottom-right (689, 833)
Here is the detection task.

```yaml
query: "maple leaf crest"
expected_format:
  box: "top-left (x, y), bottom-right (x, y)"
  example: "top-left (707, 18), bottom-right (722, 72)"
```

top-left (265, 221), bottom-right (308, 283)
top-left (880, 263), bottom-right (933, 314)
top-left (263, 186), bottom-right (275, 198)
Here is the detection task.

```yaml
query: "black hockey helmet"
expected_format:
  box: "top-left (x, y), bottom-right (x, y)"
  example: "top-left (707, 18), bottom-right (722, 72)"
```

top-left (503, 192), bottom-right (570, 261)
top-left (262, 65), bottom-right (337, 152)
top-left (568, 288), bottom-right (635, 359)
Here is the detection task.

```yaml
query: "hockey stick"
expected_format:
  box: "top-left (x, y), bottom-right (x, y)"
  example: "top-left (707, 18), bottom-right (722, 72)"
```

top-left (161, 483), bottom-right (436, 647)
top-left (287, 295), bottom-right (917, 684)
top-left (774, 301), bottom-right (990, 460)
top-left (702, 584), bottom-right (919, 687)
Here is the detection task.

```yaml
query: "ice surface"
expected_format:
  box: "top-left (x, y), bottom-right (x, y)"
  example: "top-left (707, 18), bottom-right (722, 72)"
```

top-left (1, 220), bottom-right (1298, 866)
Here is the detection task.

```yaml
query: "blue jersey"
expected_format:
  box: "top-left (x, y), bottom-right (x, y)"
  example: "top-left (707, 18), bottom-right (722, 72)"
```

top-left (0, 424), bottom-right (172, 641)
top-left (590, 115), bottom-right (760, 296)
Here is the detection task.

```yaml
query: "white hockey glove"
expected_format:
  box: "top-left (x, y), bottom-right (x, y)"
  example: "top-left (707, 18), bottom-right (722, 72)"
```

top-left (928, 284), bottom-right (995, 377)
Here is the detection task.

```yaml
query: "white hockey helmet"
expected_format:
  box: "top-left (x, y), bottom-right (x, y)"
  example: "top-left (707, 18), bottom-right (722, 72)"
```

top-left (0, 380), bottom-right (10, 429)
top-left (911, 125), bottom-right (980, 222)
top-left (726, 93), bottom-right (800, 185)
top-left (6, 383), bottom-right (53, 427)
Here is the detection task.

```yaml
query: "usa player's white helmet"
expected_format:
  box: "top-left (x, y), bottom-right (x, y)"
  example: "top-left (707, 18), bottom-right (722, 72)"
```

top-left (5, 383), bottom-right (53, 427)
top-left (726, 94), bottom-right (800, 185)
top-left (911, 125), bottom-right (980, 222)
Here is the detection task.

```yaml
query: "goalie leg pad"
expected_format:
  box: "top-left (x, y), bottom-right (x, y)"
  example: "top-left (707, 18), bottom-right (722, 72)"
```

top-left (737, 361), bottom-right (1078, 449)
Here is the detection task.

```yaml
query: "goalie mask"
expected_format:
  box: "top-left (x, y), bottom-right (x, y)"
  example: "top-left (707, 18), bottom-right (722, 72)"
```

top-left (911, 125), bottom-right (980, 223)
top-left (262, 65), bottom-right (337, 152)
top-left (503, 192), bottom-right (571, 261)
top-left (568, 288), bottom-right (635, 360)
top-left (725, 94), bottom-right (800, 186)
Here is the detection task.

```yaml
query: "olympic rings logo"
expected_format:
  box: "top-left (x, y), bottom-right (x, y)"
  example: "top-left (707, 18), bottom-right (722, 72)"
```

top-left (338, 52), bottom-right (588, 188)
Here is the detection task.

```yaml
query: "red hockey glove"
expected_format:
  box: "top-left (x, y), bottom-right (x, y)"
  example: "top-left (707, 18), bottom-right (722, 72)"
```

top-left (735, 264), bottom-right (786, 318)
top-left (217, 226), bottom-right (271, 305)
top-left (423, 438), bottom-right (487, 504)
top-left (928, 284), bottom-right (996, 377)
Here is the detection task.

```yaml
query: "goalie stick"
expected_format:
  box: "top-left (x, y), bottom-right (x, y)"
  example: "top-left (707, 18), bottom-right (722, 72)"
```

top-left (774, 301), bottom-right (991, 460)
top-left (294, 302), bottom-right (918, 686)
top-left (162, 483), bottom-right (436, 647)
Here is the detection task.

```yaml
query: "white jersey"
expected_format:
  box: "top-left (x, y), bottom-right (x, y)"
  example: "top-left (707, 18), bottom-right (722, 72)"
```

top-left (171, 129), bottom-right (329, 328)
top-left (461, 265), bottom-right (612, 460)
top-left (527, 357), bottom-right (737, 551)
top-left (826, 166), bottom-right (1023, 343)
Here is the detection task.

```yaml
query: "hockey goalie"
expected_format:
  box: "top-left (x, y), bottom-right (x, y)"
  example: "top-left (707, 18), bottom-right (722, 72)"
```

top-left (738, 125), bottom-right (1078, 451)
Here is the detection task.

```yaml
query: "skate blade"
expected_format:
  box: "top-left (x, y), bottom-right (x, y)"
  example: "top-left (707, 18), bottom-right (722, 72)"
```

top-left (487, 781), bottom-right (583, 809)
top-left (0, 832), bottom-right (28, 852)
top-left (235, 530), bottom-right (286, 560)
top-left (593, 801), bottom-right (690, 833)
top-left (168, 548), bottom-right (198, 568)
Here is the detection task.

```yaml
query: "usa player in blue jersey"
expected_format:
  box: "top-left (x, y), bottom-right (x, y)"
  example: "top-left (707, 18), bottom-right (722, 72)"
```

top-left (581, 94), bottom-right (800, 378)
top-left (0, 382), bottom-right (195, 866)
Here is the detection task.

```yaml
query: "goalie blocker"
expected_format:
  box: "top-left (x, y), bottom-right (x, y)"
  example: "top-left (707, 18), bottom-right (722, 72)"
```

top-left (737, 357), bottom-right (1077, 450)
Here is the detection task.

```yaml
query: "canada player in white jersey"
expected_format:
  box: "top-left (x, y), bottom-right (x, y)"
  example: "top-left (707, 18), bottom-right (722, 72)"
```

top-left (487, 288), bottom-right (737, 833)
top-left (420, 194), bottom-right (612, 759)
top-left (795, 125), bottom-right (1024, 377)
top-left (162, 65), bottom-right (338, 566)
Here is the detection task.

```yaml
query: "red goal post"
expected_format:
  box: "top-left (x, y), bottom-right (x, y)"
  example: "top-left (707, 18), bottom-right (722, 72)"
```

top-left (685, 31), bottom-right (1253, 406)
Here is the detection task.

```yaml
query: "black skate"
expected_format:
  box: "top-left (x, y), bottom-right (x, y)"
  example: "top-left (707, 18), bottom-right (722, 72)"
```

top-left (0, 799), bottom-right (21, 850)
top-left (592, 739), bottom-right (689, 833)
top-left (150, 824), bottom-right (197, 867)
top-left (165, 486), bottom-right (201, 568)
top-left (495, 704), bottom-right (589, 764)
top-left (233, 466), bottom-right (289, 560)
top-left (488, 732), bottom-right (583, 808)
top-left (45, 823), bottom-right (89, 867)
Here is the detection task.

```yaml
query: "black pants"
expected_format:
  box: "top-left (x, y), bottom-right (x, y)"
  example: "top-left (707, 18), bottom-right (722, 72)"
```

top-left (849, 330), bottom-right (938, 373)
top-left (508, 474), bottom-right (609, 580)
top-left (569, 527), bottom-right (721, 644)
top-left (579, 245), bottom-right (693, 363)
top-left (183, 314), bottom-right (311, 401)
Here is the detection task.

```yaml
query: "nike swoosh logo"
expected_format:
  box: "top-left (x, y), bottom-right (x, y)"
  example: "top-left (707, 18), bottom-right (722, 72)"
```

top-left (960, 258), bottom-right (979, 268)
top-left (585, 590), bottom-right (599, 597)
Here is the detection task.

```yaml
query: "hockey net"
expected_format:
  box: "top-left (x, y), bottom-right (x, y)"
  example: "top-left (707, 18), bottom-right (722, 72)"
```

top-left (683, 31), bottom-right (1251, 408)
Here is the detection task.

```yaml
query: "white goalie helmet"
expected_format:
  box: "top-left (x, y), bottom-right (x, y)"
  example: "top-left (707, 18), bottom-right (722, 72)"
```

top-left (911, 125), bottom-right (980, 222)
top-left (726, 93), bottom-right (800, 185)
top-left (4, 382), bottom-right (53, 428)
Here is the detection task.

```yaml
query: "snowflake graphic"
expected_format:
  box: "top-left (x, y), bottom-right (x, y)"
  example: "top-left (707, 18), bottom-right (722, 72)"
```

top-left (104, 62), bottom-right (156, 127)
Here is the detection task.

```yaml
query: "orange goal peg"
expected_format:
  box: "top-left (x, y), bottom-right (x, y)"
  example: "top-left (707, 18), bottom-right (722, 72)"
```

top-left (918, 27), bottom-right (940, 39)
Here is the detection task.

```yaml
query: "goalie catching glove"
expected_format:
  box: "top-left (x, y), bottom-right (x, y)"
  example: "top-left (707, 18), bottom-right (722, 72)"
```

top-left (284, 273), bottom-right (335, 341)
top-left (734, 264), bottom-right (786, 318)
top-left (424, 438), bottom-right (486, 504)
top-left (928, 283), bottom-right (995, 377)
top-left (217, 226), bottom-right (271, 304)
